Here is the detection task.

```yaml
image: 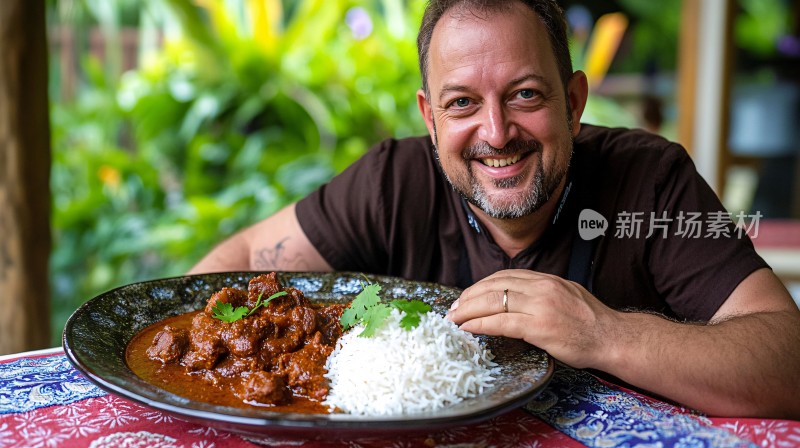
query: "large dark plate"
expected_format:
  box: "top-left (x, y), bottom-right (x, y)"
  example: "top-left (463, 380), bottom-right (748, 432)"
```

top-left (63, 272), bottom-right (553, 439)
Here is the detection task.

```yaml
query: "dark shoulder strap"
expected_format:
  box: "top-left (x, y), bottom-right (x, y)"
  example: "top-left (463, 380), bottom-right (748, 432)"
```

top-left (456, 242), bottom-right (473, 289)
top-left (565, 148), bottom-right (600, 293)
top-left (456, 197), bottom-right (476, 289)
top-left (567, 231), bottom-right (596, 293)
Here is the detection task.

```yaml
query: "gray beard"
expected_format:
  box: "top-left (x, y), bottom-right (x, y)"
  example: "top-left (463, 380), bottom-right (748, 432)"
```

top-left (470, 152), bottom-right (550, 219)
top-left (432, 126), bottom-right (569, 219)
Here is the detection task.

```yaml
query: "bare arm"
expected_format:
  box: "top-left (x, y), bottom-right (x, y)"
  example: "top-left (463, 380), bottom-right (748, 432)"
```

top-left (599, 268), bottom-right (800, 418)
top-left (448, 268), bottom-right (800, 419)
top-left (188, 203), bottom-right (332, 274)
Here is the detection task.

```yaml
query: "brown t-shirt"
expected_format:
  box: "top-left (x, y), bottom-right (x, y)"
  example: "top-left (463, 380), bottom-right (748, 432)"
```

top-left (296, 125), bottom-right (768, 322)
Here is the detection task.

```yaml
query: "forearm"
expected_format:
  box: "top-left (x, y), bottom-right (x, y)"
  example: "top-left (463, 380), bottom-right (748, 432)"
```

top-left (188, 232), bottom-right (252, 274)
top-left (188, 204), bottom-right (332, 274)
top-left (600, 309), bottom-right (800, 419)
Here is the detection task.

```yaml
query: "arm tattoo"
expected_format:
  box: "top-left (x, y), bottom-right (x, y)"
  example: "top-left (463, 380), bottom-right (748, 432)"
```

top-left (253, 237), bottom-right (310, 270)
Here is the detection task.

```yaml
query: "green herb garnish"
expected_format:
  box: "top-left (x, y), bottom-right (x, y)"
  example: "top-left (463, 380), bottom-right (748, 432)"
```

top-left (392, 299), bottom-right (433, 330)
top-left (341, 279), bottom-right (432, 337)
top-left (211, 302), bottom-right (249, 322)
top-left (211, 290), bottom-right (288, 322)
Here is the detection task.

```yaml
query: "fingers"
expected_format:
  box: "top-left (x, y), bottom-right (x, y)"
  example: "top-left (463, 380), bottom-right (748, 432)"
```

top-left (460, 269), bottom-right (538, 297)
top-left (449, 288), bottom-right (506, 320)
top-left (449, 270), bottom-right (555, 325)
top-left (458, 313), bottom-right (533, 342)
top-left (459, 269), bottom-right (555, 303)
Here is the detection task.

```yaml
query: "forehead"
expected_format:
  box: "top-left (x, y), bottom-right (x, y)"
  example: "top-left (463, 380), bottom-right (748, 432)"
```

top-left (427, 3), bottom-right (559, 92)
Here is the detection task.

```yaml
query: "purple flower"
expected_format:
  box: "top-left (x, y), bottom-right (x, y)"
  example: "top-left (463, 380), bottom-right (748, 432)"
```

top-left (777, 35), bottom-right (800, 57)
top-left (346, 7), bottom-right (373, 40)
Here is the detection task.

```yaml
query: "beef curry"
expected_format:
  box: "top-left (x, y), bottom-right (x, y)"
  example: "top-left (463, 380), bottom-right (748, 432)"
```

top-left (126, 272), bottom-right (345, 412)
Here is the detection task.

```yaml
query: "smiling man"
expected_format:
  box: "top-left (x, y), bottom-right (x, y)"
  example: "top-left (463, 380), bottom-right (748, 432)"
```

top-left (189, 0), bottom-right (800, 419)
top-left (416, 0), bottom-right (581, 254)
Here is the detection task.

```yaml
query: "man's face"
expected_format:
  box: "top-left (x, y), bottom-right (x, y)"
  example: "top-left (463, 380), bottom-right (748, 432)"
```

top-left (417, 3), bottom-right (586, 219)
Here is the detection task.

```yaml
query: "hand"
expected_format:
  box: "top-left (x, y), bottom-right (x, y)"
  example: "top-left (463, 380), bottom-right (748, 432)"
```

top-left (446, 269), bottom-right (620, 369)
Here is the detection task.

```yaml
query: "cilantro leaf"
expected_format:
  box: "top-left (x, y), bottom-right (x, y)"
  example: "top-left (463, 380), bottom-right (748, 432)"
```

top-left (340, 279), bottom-right (432, 337)
top-left (211, 290), bottom-right (289, 323)
top-left (341, 282), bottom-right (382, 330)
top-left (390, 299), bottom-right (432, 330)
top-left (211, 302), bottom-right (248, 322)
top-left (358, 303), bottom-right (392, 337)
top-left (339, 307), bottom-right (359, 330)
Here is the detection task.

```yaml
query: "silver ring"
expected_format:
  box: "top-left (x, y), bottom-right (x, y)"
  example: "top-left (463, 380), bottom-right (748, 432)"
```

top-left (502, 289), bottom-right (509, 313)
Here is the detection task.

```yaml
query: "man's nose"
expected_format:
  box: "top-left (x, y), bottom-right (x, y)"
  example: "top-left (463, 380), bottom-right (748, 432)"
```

top-left (477, 103), bottom-right (519, 148)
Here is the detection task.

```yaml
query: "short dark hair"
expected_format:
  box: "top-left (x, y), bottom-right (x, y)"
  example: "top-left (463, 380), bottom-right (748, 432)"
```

top-left (417, 0), bottom-right (573, 97)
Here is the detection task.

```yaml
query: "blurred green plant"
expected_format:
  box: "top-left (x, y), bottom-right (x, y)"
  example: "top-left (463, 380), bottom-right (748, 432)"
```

top-left (735, 0), bottom-right (789, 57)
top-left (49, 0), bottom-right (428, 343)
top-left (612, 0), bottom-right (682, 73)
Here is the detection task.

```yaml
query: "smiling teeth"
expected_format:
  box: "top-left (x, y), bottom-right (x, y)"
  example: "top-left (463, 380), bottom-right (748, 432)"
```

top-left (481, 155), bottom-right (521, 167)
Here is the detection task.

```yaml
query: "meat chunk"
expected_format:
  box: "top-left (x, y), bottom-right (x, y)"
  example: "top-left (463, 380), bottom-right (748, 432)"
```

top-left (221, 317), bottom-right (272, 357)
top-left (275, 333), bottom-right (333, 400)
top-left (315, 303), bottom-right (346, 345)
top-left (289, 306), bottom-right (317, 336)
top-left (262, 334), bottom-right (302, 358)
top-left (236, 371), bottom-right (290, 405)
top-left (247, 273), bottom-right (284, 309)
top-left (215, 356), bottom-right (264, 377)
top-left (146, 326), bottom-right (188, 363)
top-left (182, 314), bottom-right (227, 370)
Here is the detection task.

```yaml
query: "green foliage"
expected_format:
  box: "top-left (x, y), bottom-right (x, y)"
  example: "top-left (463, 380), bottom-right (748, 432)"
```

top-left (49, 0), bottom-right (427, 344)
top-left (612, 0), bottom-right (682, 73)
top-left (735, 0), bottom-right (788, 57)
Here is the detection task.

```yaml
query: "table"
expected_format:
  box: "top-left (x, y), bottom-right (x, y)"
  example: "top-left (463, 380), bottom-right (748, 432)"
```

top-left (1, 348), bottom-right (798, 447)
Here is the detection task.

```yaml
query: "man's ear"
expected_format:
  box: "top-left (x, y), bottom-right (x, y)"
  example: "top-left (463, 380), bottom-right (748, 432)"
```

top-left (416, 88), bottom-right (436, 144)
top-left (567, 70), bottom-right (589, 137)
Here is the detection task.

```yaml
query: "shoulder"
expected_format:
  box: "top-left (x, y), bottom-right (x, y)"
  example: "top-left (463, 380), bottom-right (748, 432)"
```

top-left (575, 124), bottom-right (689, 165)
top-left (574, 124), bottom-right (696, 194)
top-left (294, 135), bottom-right (443, 271)
top-left (339, 136), bottom-right (435, 177)
top-left (360, 135), bottom-right (435, 161)
top-left (298, 134), bottom-right (444, 214)
top-left (352, 135), bottom-right (443, 193)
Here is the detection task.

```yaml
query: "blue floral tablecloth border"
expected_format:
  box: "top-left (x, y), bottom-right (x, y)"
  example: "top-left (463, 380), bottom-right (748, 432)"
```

top-left (1, 354), bottom-right (755, 447)
top-left (524, 366), bottom-right (756, 447)
top-left (0, 355), bottom-right (104, 414)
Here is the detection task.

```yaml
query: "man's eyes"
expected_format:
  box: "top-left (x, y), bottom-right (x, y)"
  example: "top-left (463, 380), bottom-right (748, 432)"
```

top-left (452, 97), bottom-right (471, 108)
top-left (446, 89), bottom-right (539, 110)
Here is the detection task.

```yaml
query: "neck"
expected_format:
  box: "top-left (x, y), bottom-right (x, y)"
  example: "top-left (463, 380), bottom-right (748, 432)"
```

top-left (469, 177), bottom-right (568, 258)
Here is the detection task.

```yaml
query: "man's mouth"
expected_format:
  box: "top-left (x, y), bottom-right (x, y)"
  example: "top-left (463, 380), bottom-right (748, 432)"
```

top-left (479, 154), bottom-right (522, 168)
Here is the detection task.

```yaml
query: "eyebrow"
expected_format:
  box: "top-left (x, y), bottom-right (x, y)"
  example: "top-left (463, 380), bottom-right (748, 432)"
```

top-left (438, 84), bottom-right (471, 102)
top-left (438, 73), bottom-right (551, 103)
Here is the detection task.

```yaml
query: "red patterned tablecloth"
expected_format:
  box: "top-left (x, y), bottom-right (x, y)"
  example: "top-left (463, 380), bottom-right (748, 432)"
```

top-left (1, 348), bottom-right (798, 447)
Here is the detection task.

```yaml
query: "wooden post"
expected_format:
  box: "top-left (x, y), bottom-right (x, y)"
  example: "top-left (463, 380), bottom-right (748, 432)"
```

top-left (676, 0), bottom-right (735, 195)
top-left (0, 0), bottom-right (52, 354)
top-left (676, 0), bottom-right (700, 155)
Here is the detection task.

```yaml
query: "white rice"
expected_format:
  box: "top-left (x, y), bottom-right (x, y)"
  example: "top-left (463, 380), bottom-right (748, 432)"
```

top-left (323, 308), bottom-right (499, 416)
